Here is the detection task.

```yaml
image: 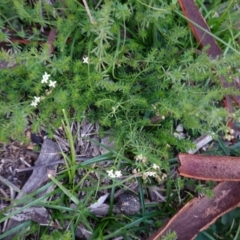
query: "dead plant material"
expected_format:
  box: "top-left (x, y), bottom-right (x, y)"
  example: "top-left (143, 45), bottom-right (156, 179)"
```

top-left (178, 0), bottom-right (221, 58)
top-left (147, 181), bottom-right (240, 240)
top-left (178, 153), bottom-right (240, 181)
top-left (146, 2), bottom-right (240, 239)
top-left (2, 139), bottom-right (60, 239)
top-left (47, 28), bottom-right (57, 54)
top-left (15, 139), bottom-right (60, 199)
top-left (1, 205), bottom-right (50, 225)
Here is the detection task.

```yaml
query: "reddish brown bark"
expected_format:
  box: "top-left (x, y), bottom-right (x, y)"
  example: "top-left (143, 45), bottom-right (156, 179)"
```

top-left (147, 181), bottom-right (240, 240)
top-left (178, 0), bottom-right (222, 58)
top-left (178, 0), bottom-right (240, 130)
top-left (178, 153), bottom-right (240, 181)
top-left (148, 1), bottom-right (240, 239)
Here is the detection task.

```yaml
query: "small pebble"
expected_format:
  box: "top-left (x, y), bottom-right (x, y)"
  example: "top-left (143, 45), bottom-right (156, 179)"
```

top-left (116, 190), bottom-right (140, 215)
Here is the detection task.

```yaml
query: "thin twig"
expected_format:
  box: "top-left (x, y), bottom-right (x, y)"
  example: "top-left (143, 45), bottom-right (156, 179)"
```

top-left (19, 157), bottom-right (31, 168)
top-left (0, 175), bottom-right (22, 194)
top-left (15, 157), bottom-right (91, 172)
top-left (187, 134), bottom-right (213, 154)
top-left (82, 0), bottom-right (96, 24)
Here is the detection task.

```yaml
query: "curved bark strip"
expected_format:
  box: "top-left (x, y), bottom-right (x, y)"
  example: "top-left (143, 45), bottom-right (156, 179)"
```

top-left (146, 3), bottom-right (240, 239)
top-left (178, 0), bottom-right (222, 58)
top-left (178, 153), bottom-right (240, 181)
top-left (147, 181), bottom-right (240, 240)
top-left (178, 0), bottom-right (240, 130)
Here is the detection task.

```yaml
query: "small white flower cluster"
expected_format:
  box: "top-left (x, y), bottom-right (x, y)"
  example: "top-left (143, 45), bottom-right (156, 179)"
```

top-left (30, 96), bottom-right (41, 108)
top-left (224, 128), bottom-right (235, 141)
top-left (135, 154), bottom-right (147, 163)
top-left (30, 72), bottom-right (57, 108)
top-left (41, 72), bottom-right (56, 87)
top-left (132, 163), bottom-right (166, 183)
top-left (152, 163), bottom-right (160, 170)
top-left (107, 169), bottom-right (122, 178)
top-left (143, 171), bottom-right (156, 178)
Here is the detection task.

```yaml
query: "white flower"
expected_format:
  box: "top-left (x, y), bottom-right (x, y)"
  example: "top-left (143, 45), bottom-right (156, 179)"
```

top-left (41, 77), bottom-right (48, 84)
top-left (132, 169), bottom-right (138, 174)
top-left (107, 169), bottom-right (114, 177)
top-left (30, 96), bottom-right (41, 107)
top-left (30, 101), bottom-right (38, 107)
top-left (229, 128), bottom-right (235, 135)
top-left (145, 171), bottom-right (156, 177)
top-left (224, 134), bottom-right (234, 141)
top-left (34, 96), bottom-right (41, 103)
top-left (49, 80), bottom-right (57, 88)
top-left (135, 154), bottom-right (147, 163)
top-left (107, 169), bottom-right (122, 178)
top-left (83, 56), bottom-right (89, 64)
top-left (135, 154), bottom-right (143, 161)
top-left (142, 171), bottom-right (156, 180)
top-left (114, 170), bottom-right (122, 178)
top-left (41, 72), bottom-right (51, 84)
top-left (152, 164), bottom-right (160, 170)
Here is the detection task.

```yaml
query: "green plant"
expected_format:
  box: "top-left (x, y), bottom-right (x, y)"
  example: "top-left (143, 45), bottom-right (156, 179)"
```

top-left (0, 0), bottom-right (239, 142)
top-left (196, 207), bottom-right (240, 240)
top-left (1, 0), bottom-right (240, 239)
top-left (158, 230), bottom-right (177, 240)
